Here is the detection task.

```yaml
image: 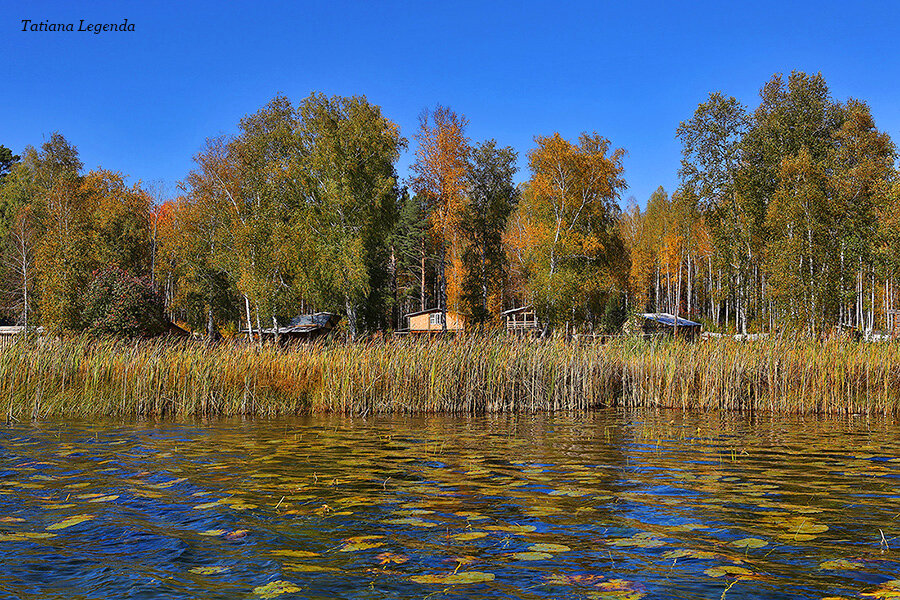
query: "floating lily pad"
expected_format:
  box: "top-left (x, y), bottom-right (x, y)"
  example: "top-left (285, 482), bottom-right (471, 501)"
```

top-left (273, 550), bottom-right (320, 558)
top-left (589, 578), bottom-right (646, 599)
top-left (253, 580), bottom-right (301, 598)
top-left (87, 495), bottom-right (119, 503)
top-left (512, 551), bottom-right (553, 560)
top-left (729, 538), bottom-right (767, 549)
top-left (820, 559), bottom-right (863, 571)
top-left (529, 543), bottom-right (572, 553)
top-left (862, 580), bottom-right (900, 598)
top-left (704, 565), bottom-right (752, 578)
top-left (485, 524), bottom-right (536, 534)
top-left (283, 564), bottom-right (336, 572)
top-left (385, 517), bottom-right (437, 527)
top-left (200, 529), bottom-right (226, 536)
top-left (340, 540), bottom-right (384, 552)
top-left (190, 566), bottom-right (229, 575)
top-left (46, 514), bottom-right (94, 531)
top-left (411, 571), bottom-right (495, 585)
top-left (453, 531), bottom-right (488, 541)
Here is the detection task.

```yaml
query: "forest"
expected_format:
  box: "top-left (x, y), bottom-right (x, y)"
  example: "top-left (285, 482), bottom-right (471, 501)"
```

top-left (1, 71), bottom-right (899, 340)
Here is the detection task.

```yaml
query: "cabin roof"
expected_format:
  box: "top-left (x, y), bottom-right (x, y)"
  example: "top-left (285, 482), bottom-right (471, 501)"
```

top-left (640, 313), bottom-right (701, 327)
top-left (404, 308), bottom-right (462, 318)
top-left (502, 305), bottom-right (533, 316)
top-left (286, 312), bottom-right (339, 330)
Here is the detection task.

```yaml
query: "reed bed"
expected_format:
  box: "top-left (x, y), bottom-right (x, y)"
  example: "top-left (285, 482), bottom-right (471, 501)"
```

top-left (0, 335), bottom-right (899, 418)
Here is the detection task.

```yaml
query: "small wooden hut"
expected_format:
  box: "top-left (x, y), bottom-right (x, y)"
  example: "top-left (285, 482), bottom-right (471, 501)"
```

top-left (404, 308), bottom-right (466, 334)
top-left (502, 306), bottom-right (540, 334)
top-left (635, 313), bottom-right (702, 340)
top-left (242, 312), bottom-right (340, 343)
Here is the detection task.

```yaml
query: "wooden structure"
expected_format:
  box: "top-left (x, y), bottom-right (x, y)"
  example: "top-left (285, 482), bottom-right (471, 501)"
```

top-left (636, 313), bottom-right (702, 340)
top-left (502, 306), bottom-right (540, 334)
top-left (403, 308), bottom-right (466, 334)
top-left (242, 312), bottom-right (341, 343)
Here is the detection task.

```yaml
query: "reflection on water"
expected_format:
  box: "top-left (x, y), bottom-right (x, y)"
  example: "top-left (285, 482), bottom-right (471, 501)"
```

top-left (1, 411), bottom-right (899, 599)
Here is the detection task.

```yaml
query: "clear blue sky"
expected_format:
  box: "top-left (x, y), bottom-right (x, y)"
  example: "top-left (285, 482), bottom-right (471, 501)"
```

top-left (3, 0), bottom-right (899, 205)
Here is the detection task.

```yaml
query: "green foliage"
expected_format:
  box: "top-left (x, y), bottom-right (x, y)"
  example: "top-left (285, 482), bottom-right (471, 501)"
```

top-left (514, 132), bottom-right (629, 329)
top-left (81, 266), bottom-right (166, 337)
top-left (461, 140), bottom-right (519, 324)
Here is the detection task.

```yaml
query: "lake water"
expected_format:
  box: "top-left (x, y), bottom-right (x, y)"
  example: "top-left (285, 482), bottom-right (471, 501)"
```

top-left (1, 411), bottom-right (899, 599)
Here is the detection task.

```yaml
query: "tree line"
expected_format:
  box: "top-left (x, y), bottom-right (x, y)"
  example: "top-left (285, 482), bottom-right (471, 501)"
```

top-left (2, 72), bottom-right (899, 338)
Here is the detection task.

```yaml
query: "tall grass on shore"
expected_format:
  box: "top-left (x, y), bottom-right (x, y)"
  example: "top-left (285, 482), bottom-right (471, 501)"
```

top-left (1, 335), bottom-right (899, 418)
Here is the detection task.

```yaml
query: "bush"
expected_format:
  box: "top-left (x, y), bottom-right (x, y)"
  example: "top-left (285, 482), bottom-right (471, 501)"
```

top-left (82, 267), bottom-right (166, 337)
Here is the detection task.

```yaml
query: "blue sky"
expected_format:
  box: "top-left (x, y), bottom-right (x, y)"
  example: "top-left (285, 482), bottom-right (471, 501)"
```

top-left (3, 0), bottom-right (899, 205)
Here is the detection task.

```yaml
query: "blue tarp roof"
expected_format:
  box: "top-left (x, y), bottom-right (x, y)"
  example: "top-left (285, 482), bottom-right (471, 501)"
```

top-left (640, 313), bottom-right (701, 327)
top-left (286, 313), bottom-right (339, 329)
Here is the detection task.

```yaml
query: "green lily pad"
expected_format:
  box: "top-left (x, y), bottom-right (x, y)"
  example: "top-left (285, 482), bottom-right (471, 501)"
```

top-left (820, 559), bottom-right (863, 571)
top-left (253, 580), bottom-right (301, 598)
top-left (46, 515), bottom-right (94, 531)
top-left (485, 524), bottom-right (536, 534)
top-left (453, 531), bottom-right (488, 541)
top-left (512, 551), bottom-right (553, 560)
top-left (190, 566), bottom-right (229, 575)
top-left (704, 565), bottom-right (752, 578)
top-left (529, 543), bottom-right (572, 553)
top-left (729, 538), bottom-right (768, 549)
top-left (273, 550), bottom-right (320, 558)
top-left (411, 571), bottom-right (495, 584)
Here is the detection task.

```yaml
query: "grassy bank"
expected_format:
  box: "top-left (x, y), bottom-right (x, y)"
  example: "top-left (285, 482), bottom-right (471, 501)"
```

top-left (1, 335), bottom-right (899, 418)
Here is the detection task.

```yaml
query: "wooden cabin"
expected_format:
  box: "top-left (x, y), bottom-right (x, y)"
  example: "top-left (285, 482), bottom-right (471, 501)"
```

top-left (502, 306), bottom-right (541, 334)
top-left (635, 313), bottom-right (702, 340)
top-left (404, 308), bottom-right (466, 334)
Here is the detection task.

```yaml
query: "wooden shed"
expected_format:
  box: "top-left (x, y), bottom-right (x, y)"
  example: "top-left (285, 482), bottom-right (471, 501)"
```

top-left (404, 308), bottom-right (466, 334)
top-left (242, 312), bottom-right (340, 343)
top-left (502, 306), bottom-right (540, 334)
top-left (636, 313), bottom-right (702, 339)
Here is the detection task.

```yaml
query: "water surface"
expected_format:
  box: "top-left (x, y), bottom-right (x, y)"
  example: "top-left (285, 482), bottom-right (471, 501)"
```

top-left (1, 411), bottom-right (899, 599)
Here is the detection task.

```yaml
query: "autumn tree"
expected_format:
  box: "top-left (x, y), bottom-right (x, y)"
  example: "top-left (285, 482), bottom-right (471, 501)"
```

top-left (514, 132), bottom-right (628, 331)
top-left (410, 106), bottom-right (470, 331)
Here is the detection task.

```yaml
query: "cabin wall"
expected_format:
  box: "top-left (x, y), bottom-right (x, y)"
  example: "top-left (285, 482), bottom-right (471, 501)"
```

top-left (408, 312), bottom-right (466, 332)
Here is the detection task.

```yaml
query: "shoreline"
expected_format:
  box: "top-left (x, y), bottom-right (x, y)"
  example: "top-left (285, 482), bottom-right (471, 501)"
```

top-left (2, 336), bottom-right (898, 418)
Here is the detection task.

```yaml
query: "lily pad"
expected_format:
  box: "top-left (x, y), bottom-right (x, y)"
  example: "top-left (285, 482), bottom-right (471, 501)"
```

top-left (273, 550), bottom-right (320, 558)
top-left (385, 517), bottom-right (437, 527)
top-left (704, 565), bottom-right (752, 578)
top-left (453, 531), bottom-right (488, 541)
top-left (729, 537), bottom-right (768, 549)
top-left (87, 495), bottom-right (119, 503)
top-left (283, 564), bottom-right (336, 572)
top-left (411, 571), bottom-right (495, 585)
top-left (199, 529), bottom-right (226, 536)
top-left (820, 559), bottom-right (863, 571)
top-left (46, 514), bottom-right (94, 531)
top-left (529, 543), bottom-right (571, 553)
top-left (512, 551), bottom-right (553, 560)
top-left (340, 540), bottom-right (384, 552)
top-left (253, 580), bottom-right (301, 598)
top-left (485, 524), bottom-right (536, 534)
top-left (190, 566), bottom-right (229, 575)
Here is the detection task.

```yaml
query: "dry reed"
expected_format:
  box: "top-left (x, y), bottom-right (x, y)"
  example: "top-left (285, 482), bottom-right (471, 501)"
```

top-left (1, 335), bottom-right (898, 418)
